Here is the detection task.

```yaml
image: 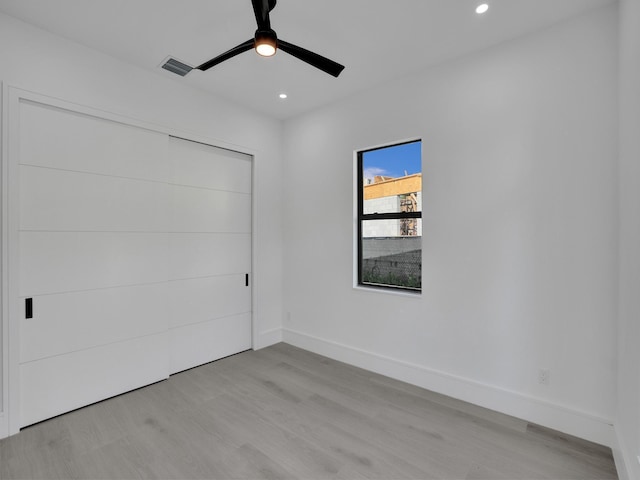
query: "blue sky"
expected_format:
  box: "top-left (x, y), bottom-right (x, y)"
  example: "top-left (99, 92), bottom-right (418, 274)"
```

top-left (362, 141), bottom-right (422, 183)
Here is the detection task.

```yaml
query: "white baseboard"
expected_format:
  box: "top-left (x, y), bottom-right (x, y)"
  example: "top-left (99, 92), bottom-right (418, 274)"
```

top-left (283, 328), bottom-right (615, 448)
top-left (255, 328), bottom-right (282, 350)
top-left (612, 447), bottom-right (629, 480)
top-left (0, 412), bottom-right (8, 440)
top-left (613, 429), bottom-right (639, 480)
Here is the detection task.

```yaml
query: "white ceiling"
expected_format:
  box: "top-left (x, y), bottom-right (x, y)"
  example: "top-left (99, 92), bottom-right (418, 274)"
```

top-left (0, 0), bottom-right (615, 119)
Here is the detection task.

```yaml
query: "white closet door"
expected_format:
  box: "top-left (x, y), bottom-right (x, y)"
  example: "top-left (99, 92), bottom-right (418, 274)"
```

top-left (17, 102), bottom-right (252, 427)
top-left (18, 101), bottom-right (170, 427)
top-left (167, 137), bottom-right (252, 374)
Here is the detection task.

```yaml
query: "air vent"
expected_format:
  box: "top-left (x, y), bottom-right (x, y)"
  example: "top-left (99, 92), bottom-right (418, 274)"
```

top-left (161, 57), bottom-right (193, 77)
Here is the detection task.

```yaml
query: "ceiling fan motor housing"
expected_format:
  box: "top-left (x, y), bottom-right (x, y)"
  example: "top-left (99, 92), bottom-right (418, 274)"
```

top-left (255, 29), bottom-right (278, 56)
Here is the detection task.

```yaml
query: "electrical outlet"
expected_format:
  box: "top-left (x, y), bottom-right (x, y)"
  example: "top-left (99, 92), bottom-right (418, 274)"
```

top-left (538, 369), bottom-right (550, 385)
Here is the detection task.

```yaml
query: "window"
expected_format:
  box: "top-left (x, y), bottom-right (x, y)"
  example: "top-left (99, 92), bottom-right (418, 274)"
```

top-left (357, 140), bottom-right (422, 292)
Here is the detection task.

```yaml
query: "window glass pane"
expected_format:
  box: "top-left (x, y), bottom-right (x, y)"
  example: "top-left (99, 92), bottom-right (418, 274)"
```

top-left (361, 220), bottom-right (422, 290)
top-left (362, 142), bottom-right (422, 215)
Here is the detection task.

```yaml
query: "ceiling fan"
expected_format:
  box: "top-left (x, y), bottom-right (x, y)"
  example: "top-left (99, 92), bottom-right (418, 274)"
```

top-left (193, 0), bottom-right (345, 77)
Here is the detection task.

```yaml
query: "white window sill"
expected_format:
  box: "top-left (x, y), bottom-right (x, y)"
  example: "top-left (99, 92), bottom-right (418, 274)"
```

top-left (353, 285), bottom-right (422, 298)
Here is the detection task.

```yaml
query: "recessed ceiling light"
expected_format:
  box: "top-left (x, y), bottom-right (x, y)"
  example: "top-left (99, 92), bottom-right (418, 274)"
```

top-left (279, 93), bottom-right (288, 99)
top-left (476, 3), bottom-right (489, 14)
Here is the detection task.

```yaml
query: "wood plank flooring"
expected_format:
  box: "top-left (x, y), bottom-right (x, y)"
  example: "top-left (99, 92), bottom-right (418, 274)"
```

top-left (0, 343), bottom-right (618, 479)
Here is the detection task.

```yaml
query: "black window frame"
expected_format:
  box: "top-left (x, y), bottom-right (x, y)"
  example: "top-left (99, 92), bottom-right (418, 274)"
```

top-left (357, 140), bottom-right (422, 293)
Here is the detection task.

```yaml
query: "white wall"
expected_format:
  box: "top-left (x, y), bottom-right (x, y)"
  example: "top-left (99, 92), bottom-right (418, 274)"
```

top-left (616, 0), bottom-right (640, 477)
top-left (0, 11), bottom-right (284, 438)
top-left (283, 5), bottom-right (618, 447)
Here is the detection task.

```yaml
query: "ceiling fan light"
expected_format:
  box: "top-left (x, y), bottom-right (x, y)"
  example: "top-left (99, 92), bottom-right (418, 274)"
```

top-left (256, 43), bottom-right (276, 56)
top-left (255, 29), bottom-right (277, 57)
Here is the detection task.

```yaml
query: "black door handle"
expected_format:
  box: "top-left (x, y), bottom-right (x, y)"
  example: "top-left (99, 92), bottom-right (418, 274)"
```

top-left (25, 298), bottom-right (33, 319)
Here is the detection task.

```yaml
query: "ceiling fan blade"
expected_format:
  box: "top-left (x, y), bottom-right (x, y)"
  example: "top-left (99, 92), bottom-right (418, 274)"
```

top-left (278, 39), bottom-right (345, 78)
top-left (251, 0), bottom-right (272, 30)
top-left (195, 39), bottom-right (255, 71)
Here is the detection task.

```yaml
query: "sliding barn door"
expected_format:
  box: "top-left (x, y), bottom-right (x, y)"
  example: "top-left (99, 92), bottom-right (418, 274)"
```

top-left (167, 137), bottom-right (252, 374)
top-left (17, 100), bottom-right (252, 427)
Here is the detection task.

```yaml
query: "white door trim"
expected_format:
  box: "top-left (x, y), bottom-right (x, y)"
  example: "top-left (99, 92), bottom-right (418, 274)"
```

top-left (0, 80), bottom-right (8, 439)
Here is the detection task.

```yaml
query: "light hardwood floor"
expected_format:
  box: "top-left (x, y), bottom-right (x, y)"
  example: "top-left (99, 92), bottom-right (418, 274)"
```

top-left (0, 343), bottom-right (618, 479)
